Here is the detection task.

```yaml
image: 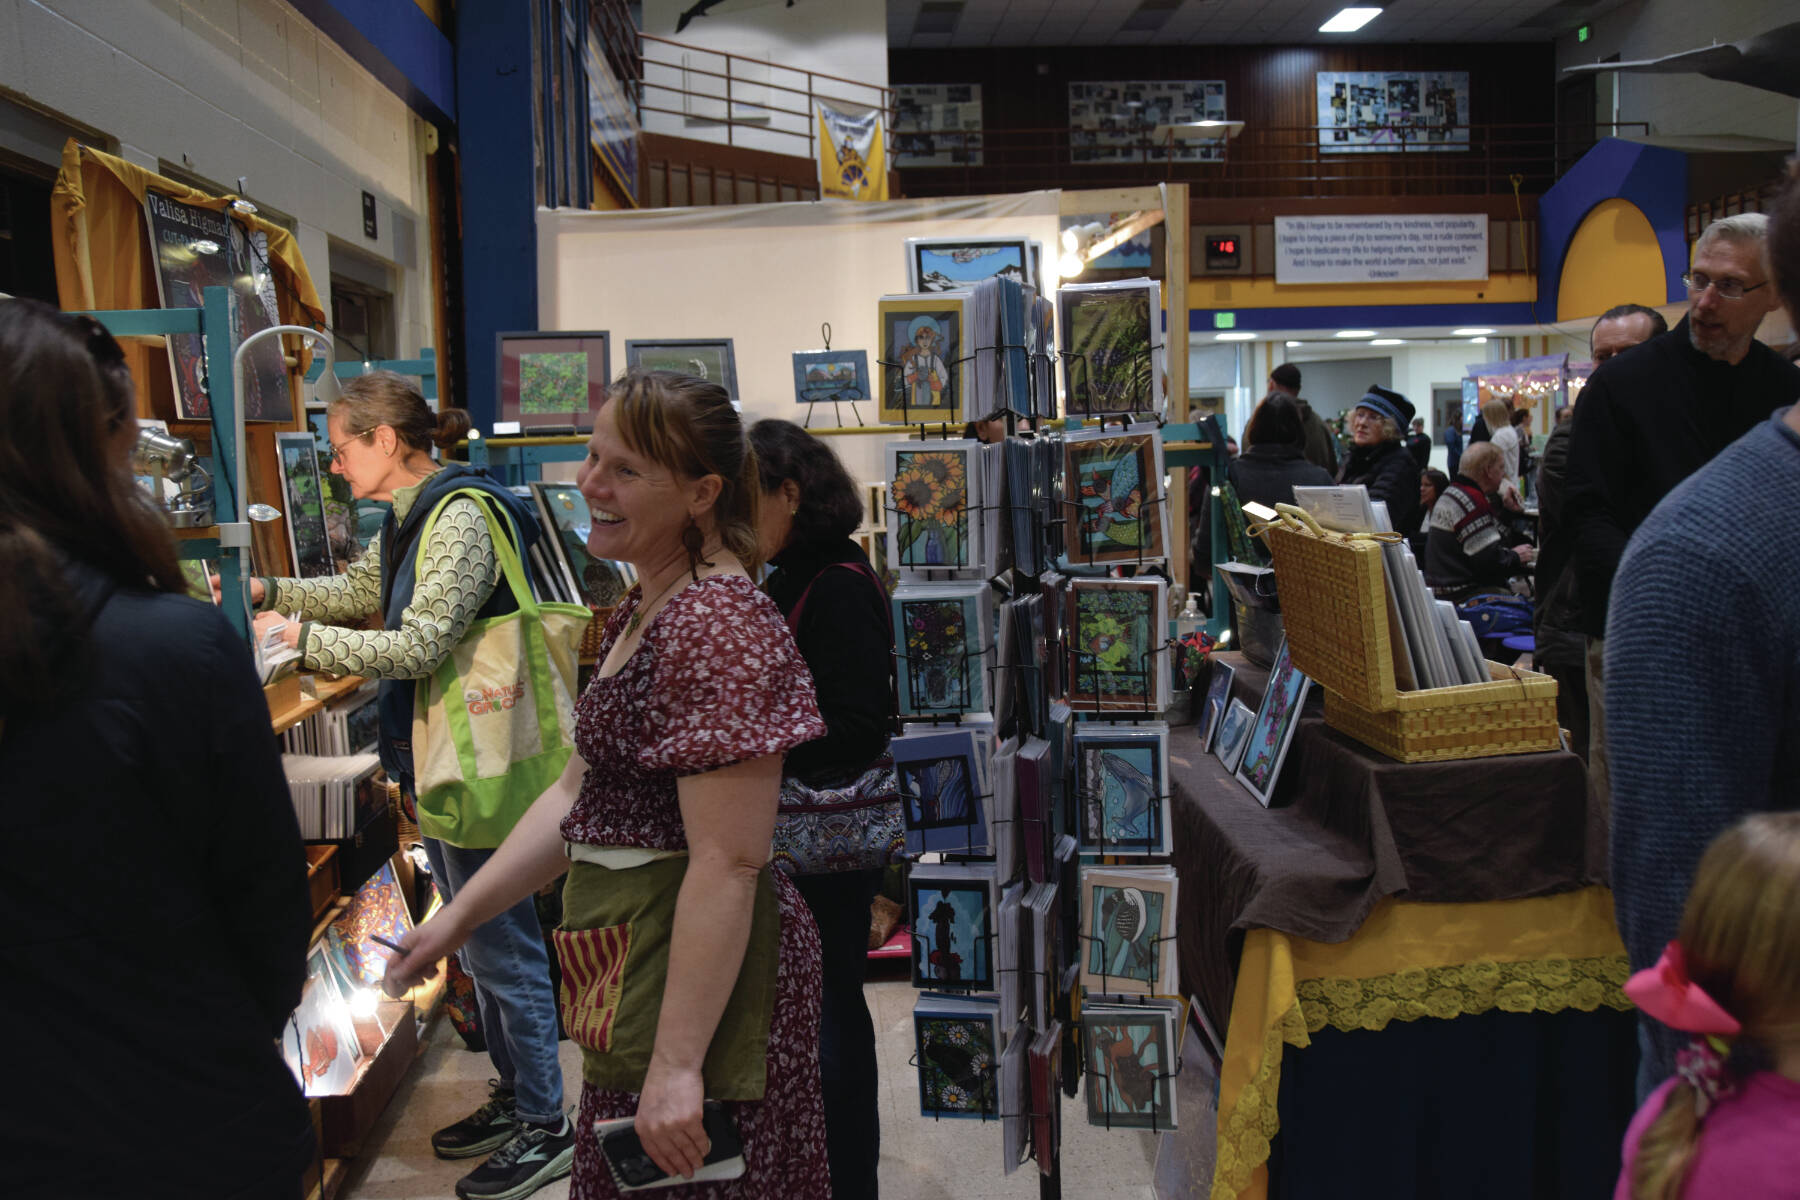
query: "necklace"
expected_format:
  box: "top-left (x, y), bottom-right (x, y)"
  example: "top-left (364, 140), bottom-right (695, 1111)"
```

top-left (624, 572), bottom-right (690, 636)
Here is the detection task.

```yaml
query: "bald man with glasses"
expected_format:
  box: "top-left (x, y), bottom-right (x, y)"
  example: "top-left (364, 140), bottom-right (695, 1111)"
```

top-left (1561, 212), bottom-right (1800, 818)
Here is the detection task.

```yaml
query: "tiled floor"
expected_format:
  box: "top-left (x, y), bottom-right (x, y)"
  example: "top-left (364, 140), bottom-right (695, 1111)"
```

top-left (340, 964), bottom-right (1185, 1199)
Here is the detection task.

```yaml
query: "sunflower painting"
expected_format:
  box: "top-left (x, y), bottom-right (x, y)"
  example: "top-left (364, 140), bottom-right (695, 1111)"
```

top-left (887, 446), bottom-right (975, 570)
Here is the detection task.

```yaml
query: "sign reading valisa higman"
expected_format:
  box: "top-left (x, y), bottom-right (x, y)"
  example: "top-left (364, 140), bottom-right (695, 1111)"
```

top-left (1274, 214), bottom-right (1488, 284)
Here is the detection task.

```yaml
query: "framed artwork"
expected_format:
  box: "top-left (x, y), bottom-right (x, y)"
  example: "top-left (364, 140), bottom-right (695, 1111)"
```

top-left (893, 83), bottom-right (984, 168)
top-left (330, 862), bottom-right (415, 989)
top-left (1068, 80), bottom-right (1227, 165)
top-left (1072, 726), bottom-right (1170, 855)
top-left (624, 338), bottom-right (738, 407)
top-left (529, 482), bottom-right (636, 609)
top-left (304, 411), bottom-right (367, 569)
top-left (1317, 70), bottom-right (1469, 153)
top-left (1081, 1005), bottom-right (1178, 1130)
top-left (908, 865), bottom-right (999, 990)
top-left (284, 945), bottom-right (364, 1095)
top-left (1214, 698), bottom-right (1255, 773)
top-left (497, 330), bottom-right (611, 432)
top-left (1080, 866), bottom-right (1178, 995)
top-left (1198, 660), bottom-right (1236, 751)
top-left (886, 440), bottom-right (981, 573)
top-left (1063, 428), bottom-right (1170, 566)
top-left (914, 997), bottom-right (1002, 1119)
top-left (145, 192), bottom-right (293, 422)
top-left (893, 584), bottom-right (991, 716)
top-left (1058, 280), bottom-right (1164, 417)
top-left (791, 349), bottom-right (871, 406)
top-left (273, 432), bottom-right (334, 579)
top-left (892, 727), bottom-right (989, 854)
top-left (878, 295), bottom-right (970, 424)
top-left (905, 236), bottom-right (1035, 293)
top-left (1066, 578), bottom-right (1165, 713)
top-left (1235, 638), bottom-right (1312, 806)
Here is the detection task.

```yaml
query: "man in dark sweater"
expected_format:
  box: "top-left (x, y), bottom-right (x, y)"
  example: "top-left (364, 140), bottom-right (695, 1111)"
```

top-left (1533, 303), bottom-right (1665, 762)
top-left (1605, 176), bottom-right (1800, 1098)
top-left (1268, 362), bottom-right (1338, 474)
top-left (1424, 441), bottom-right (1534, 601)
top-left (1561, 211), bottom-right (1800, 808)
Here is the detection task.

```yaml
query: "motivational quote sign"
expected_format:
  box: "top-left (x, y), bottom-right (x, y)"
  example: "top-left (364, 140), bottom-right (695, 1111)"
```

top-left (1274, 214), bottom-right (1488, 284)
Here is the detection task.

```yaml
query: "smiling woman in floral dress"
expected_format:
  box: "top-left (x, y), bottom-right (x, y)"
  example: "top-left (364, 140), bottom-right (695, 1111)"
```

top-left (386, 369), bottom-right (833, 1198)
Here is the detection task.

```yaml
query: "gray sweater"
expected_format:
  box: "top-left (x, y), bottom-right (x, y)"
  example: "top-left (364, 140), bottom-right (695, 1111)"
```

top-left (1607, 409), bottom-right (1800, 1085)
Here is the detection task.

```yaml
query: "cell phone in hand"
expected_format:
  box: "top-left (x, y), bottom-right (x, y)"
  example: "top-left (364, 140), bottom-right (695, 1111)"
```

top-left (593, 1101), bottom-right (745, 1191)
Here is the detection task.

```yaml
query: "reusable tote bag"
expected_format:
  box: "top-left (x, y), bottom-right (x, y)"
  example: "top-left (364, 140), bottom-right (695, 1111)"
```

top-left (411, 488), bottom-right (593, 848)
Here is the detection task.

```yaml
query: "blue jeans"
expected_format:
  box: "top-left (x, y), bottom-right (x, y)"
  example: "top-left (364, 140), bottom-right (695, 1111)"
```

top-left (423, 836), bottom-right (566, 1126)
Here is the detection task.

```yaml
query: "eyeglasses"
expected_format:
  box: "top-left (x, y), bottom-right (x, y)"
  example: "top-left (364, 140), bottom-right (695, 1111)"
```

top-left (1681, 272), bottom-right (1769, 301)
top-left (329, 428), bottom-right (375, 456)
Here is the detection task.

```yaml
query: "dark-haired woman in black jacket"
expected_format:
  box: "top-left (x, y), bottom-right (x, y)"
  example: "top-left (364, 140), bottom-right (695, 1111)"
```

top-left (1228, 392), bottom-right (1337, 510)
top-left (750, 418), bottom-right (893, 1200)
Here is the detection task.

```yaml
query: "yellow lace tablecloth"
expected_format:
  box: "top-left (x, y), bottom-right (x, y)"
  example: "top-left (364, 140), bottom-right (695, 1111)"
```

top-left (1210, 885), bottom-right (1633, 1200)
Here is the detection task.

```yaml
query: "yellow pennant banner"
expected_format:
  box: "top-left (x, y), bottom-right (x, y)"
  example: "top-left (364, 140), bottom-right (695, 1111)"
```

top-left (815, 99), bottom-right (887, 202)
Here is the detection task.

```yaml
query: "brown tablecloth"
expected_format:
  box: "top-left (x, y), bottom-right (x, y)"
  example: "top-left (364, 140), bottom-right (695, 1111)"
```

top-left (1174, 653), bottom-right (1605, 1033)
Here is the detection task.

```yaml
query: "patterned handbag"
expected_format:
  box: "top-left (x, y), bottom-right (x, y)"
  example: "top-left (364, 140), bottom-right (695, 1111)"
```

top-left (770, 562), bottom-right (907, 876)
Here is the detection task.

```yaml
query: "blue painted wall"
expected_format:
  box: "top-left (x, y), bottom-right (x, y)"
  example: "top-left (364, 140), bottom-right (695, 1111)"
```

top-left (457, 1), bottom-right (541, 430)
top-left (287, 0), bottom-right (456, 126)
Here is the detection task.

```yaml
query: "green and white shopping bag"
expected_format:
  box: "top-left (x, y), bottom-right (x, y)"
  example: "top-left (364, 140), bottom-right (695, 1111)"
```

top-left (410, 488), bottom-right (593, 848)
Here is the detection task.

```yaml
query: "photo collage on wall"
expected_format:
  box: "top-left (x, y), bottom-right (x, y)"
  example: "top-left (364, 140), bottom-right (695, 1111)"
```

top-left (1068, 80), bottom-right (1227, 164)
top-left (894, 83), bottom-right (984, 168)
top-left (1316, 71), bottom-right (1470, 153)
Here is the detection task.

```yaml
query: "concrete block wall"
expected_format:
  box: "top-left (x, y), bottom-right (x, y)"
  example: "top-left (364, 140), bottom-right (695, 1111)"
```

top-left (0, 0), bottom-right (437, 356)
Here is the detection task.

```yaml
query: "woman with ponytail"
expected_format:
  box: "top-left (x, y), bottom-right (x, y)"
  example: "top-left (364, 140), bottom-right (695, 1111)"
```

top-left (244, 369), bottom-right (577, 1200)
top-left (1616, 812), bottom-right (1800, 1198)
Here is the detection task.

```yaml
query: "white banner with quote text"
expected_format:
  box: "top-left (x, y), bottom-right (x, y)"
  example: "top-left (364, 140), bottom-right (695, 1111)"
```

top-left (1274, 214), bottom-right (1488, 284)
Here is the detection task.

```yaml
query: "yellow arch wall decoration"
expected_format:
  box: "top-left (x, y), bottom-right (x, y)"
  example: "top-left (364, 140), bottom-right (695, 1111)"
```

top-left (1556, 198), bottom-right (1668, 323)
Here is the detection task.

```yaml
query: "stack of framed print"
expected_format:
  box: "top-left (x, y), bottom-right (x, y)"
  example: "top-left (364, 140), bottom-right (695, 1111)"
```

top-left (1234, 638), bottom-right (1314, 807)
top-left (624, 339), bottom-right (738, 408)
top-left (528, 481), bottom-right (637, 609)
top-left (273, 432), bottom-right (335, 578)
top-left (1078, 864), bottom-right (1179, 997)
top-left (885, 438), bottom-right (987, 576)
top-left (914, 994), bottom-right (1002, 1119)
top-left (892, 725), bottom-right (991, 854)
top-left (878, 293), bottom-right (973, 425)
top-left (1065, 576), bottom-right (1171, 714)
top-left (1057, 279), bottom-right (1164, 418)
top-left (909, 863), bottom-right (1000, 990)
top-left (1062, 424), bottom-right (1171, 567)
top-left (1071, 723), bottom-right (1170, 855)
top-left (1080, 998), bottom-right (1183, 1131)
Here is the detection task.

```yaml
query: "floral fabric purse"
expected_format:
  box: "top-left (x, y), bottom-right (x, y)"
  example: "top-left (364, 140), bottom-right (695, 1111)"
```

top-left (770, 562), bottom-right (906, 877)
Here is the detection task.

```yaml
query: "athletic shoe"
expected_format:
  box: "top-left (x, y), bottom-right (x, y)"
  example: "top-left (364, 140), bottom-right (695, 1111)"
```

top-left (454, 1116), bottom-right (576, 1200)
top-left (431, 1080), bottom-right (519, 1160)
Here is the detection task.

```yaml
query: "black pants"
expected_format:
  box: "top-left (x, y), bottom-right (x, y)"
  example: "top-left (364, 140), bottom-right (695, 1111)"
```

top-left (793, 869), bottom-right (883, 1200)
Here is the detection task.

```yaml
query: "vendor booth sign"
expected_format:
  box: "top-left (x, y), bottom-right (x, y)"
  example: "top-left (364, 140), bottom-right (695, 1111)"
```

top-left (1274, 214), bottom-right (1488, 285)
top-left (815, 99), bottom-right (888, 201)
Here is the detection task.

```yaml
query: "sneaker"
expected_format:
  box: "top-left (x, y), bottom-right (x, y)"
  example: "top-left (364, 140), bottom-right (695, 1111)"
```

top-left (431, 1080), bottom-right (519, 1160)
top-left (454, 1117), bottom-right (576, 1200)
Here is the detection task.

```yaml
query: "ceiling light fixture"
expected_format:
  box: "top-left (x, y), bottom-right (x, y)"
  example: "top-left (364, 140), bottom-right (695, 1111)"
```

top-left (1215, 332), bottom-right (1257, 341)
top-left (1334, 329), bottom-right (1377, 338)
top-left (1468, 336), bottom-right (1488, 344)
top-left (1370, 338), bottom-right (1405, 346)
top-left (1285, 340), bottom-right (1302, 347)
top-left (1452, 327), bottom-right (1497, 336)
top-left (1319, 7), bottom-right (1382, 33)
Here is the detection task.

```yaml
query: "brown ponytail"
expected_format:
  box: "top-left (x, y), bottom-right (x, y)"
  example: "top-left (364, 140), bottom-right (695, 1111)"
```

top-left (332, 370), bottom-right (469, 453)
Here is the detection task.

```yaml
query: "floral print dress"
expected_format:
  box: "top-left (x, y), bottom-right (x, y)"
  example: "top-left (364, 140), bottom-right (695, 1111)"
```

top-left (562, 575), bottom-right (832, 1199)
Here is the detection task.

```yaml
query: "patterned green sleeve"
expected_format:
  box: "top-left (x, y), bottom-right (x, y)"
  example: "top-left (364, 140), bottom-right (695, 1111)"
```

top-left (297, 497), bottom-right (500, 680)
top-left (263, 531), bottom-right (385, 623)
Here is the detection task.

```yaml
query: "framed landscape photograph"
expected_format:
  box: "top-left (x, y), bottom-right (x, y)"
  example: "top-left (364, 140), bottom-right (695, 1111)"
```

top-left (496, 330), bottom-right (610, 432)
top-left (792, 348), bottom-right (871, 406)
top-left (624, 338), bottom-right (739, 407)
top-left (905, 235), bottom-right (1036, 293)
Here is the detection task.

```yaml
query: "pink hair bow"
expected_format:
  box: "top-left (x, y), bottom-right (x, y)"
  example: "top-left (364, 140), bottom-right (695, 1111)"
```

top-left (1623, 942), bottom-right (1742, 1036)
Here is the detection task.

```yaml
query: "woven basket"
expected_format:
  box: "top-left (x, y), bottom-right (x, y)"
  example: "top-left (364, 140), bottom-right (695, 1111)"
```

top-left (1264, 523), bottom-right (1559, 762)
top-left (578, 606), bottom-right (615, 661)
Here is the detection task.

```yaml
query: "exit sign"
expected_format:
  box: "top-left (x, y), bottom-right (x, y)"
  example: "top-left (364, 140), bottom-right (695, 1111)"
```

top-left (1213, 312), bottom-right (1237, 329)
top-left (1577, 24), bottom-right (1590, 41)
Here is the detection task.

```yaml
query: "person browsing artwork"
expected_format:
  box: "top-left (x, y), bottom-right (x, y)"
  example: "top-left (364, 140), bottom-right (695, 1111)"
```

top-left (750, 418), bottom-right (895, 1200)
top-left (383, 370), bottom-right (833, 1199)
top-left (0, 299), bottom-right (315, 1199)
top-left (234, 371), bottom-right (574, 1200)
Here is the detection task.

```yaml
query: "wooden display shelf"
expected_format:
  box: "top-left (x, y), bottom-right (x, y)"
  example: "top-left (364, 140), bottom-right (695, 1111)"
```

top-left (267, 673), bottom-right (368, 736)
top-left (171, 524), bottom-right (220, 540)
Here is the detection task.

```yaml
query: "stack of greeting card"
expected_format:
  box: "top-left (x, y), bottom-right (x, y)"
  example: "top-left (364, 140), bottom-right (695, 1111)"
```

top-left (1056, 278), bottom-right (1165, 419)
top-left (1080, 998), bottom-right (1184, 1131)
top-left (1065, 576), bottom-right (1172, 714)
top-left (1062, 424), bottom-right (1171, 569)
top-left (1078, 864), bottom-right (1179, 997)
top-left (908, 863), bottom-right (1000, 991)
top-left (879, 293), bottom-right (975, 426)
top-left (886, 439), bottom-right (989, 578)
top-left (1071, 723), bottom-right (1170, 855)
top-left (893, 726), bottom-right (991, 855)
top-left (891, 582), bottom-right (993, 719)
top-left (914, 994), bottom-right (1002, 1119)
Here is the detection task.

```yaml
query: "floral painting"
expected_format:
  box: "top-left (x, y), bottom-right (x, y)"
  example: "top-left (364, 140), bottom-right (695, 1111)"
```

top-left (895, 594), bottom-right (986, 714)
top-left (1067, 582), bottom-right (1157, 710)
top-left (1236, 639), bottom-right (1312, 806)
top-left (916, 1014), bottom-right (999, 1118)
top-left (891, 448), bottom-right (971, 568)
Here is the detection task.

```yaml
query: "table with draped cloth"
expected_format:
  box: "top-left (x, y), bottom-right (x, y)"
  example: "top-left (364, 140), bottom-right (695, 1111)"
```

top-left (1173, 653), bottom-right (1638, 1200)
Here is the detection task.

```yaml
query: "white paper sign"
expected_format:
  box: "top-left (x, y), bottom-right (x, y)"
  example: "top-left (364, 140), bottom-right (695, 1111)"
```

top-left (1274, 214), bottom-right (1488, 284)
